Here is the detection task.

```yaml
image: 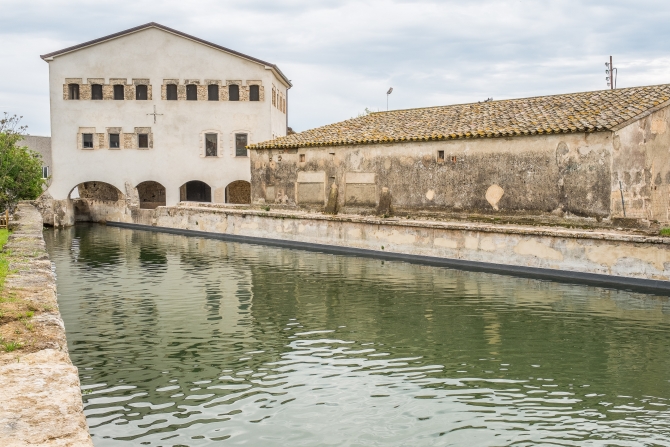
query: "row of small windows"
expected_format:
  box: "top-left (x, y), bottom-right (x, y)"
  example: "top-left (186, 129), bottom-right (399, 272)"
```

top-left (69, 84), bottom-right (147, 100)
top-left (82, 132), bottom-right (149, 148)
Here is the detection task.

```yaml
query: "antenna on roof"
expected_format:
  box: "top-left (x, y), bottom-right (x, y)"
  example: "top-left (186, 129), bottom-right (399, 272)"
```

top-left (605, 56), bottom-right (617, 89)
top-left (387, 87), bottom-right (393, 111)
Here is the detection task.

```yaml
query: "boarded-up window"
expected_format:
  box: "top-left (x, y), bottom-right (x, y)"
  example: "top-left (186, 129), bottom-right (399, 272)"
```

top-left (229, 84), bottom-right (239, 101)
top-left (166, 84), bottom-right (177, 100)
top-left (205, 133), bottom-right (217, 157)
top-left (113, 85), bottom-right (124, 100)
top-left (208, 84), bottom-right (219, 101)
top-left (109, 133), bottom-right (120, 148)
top-left (138, 134), bottom-right (149, 148)
top-left (250, 85), bottom-right (259, 101)
top-left (91, 84), bottom-right (103, 100)
top-left (186, 84), bottom-right (197, 100)
top-left (82, 133), bottom-right (93, 148)
top-left (136, 85), bottom-right (148, 100)
top-left (235, 133), bottom-right (247, 157)
top-left (68, 84), bottom-right (80, 100)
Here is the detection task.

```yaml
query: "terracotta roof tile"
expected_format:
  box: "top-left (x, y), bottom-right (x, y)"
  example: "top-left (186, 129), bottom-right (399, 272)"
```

top-left (251, 84), bottom-right (670, 149)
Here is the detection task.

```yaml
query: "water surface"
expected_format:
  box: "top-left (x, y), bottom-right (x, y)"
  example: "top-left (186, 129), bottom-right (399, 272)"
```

top-left (45, 224), bottom-right (670, 446)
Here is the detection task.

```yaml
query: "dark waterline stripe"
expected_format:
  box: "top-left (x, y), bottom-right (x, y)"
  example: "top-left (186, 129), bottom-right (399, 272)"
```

top-left (106, 221), bottom-right (670, 296)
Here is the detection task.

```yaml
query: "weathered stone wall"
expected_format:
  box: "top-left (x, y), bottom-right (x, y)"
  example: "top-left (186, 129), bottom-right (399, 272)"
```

top-left (226, 180), bottom-right (251, 204)
top-left (0, 203), bottom-right (92, 446)
top-left (137, 181), bottom-right (166, 209)
top-left (78, 181), bottom-right (123, 201)
top-left (250, 132), bottom-right (613, 219)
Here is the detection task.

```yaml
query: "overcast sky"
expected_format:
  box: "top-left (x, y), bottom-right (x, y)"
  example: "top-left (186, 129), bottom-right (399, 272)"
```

top-left (1, 0), bottom-right (669, 136)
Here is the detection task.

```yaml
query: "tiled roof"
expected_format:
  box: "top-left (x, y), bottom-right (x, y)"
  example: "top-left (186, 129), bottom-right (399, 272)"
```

top-left (250, 84), bottom-right (670, 149)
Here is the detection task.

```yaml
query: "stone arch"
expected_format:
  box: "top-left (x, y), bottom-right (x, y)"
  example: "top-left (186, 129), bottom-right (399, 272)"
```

top-left (226, 180), bottom-right (251, 204)
top-left (69, 181), bottom-right (123, 201)
top-left (180, 181), bottom-right (211, 202)
top-left (136, 181), bottom-right (166, 209)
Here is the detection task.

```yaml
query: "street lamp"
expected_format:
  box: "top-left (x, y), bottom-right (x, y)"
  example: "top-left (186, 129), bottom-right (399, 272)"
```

top-left (387, 87), bottom-right (393, 111)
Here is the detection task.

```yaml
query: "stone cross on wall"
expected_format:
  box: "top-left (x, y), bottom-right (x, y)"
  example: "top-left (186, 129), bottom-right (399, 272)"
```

top-left (147, 105), bottom-right (163, 124)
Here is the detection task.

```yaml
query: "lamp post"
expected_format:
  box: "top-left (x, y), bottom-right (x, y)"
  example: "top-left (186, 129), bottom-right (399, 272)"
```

top-left (387, 87), bottom-right (393, 111)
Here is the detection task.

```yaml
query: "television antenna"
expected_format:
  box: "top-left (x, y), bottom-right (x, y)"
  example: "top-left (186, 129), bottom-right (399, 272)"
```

top-left (605, 56), bottom-right (617, 89)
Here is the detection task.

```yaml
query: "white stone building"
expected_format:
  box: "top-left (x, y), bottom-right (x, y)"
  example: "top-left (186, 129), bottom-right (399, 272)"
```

top-left (41, 22), bottom-right (291, 207)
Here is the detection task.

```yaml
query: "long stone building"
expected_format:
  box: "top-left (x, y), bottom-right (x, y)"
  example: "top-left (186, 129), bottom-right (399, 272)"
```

top-left (249, 84), bottom-right (670, 223)
top-left (41, 22), bottom-right (291, 208)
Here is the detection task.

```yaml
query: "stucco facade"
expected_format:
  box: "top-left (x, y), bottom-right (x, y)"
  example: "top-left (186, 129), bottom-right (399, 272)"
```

top-left (42, 23), bottom-right (290, 207)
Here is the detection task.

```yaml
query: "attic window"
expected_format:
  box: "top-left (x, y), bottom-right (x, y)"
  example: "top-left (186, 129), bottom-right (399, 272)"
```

top-left (68, 84), bottom-right (80, 100)
top-left (109, 133), bottom-right (120, 149)
top-left (91, 84), bottom-right (103, 100)
top-left (166, 84), bottom-right (177, 100)
top-left (82, 133), bottom-right (93, 148)
top-left (138, 134), bottom-right (149, 148)
top-left (250, 85), bottom-right (259, 101)
top-left (186, 84), bottom-right (197, 100)
top-left (113, 85), bottom-right (124, 100)
top-left (229, 84), bottom-right (239, 101)
top-left (136, 85), bottom-right (148, 100)
top-left (208, 84), bottom-right (219, 101)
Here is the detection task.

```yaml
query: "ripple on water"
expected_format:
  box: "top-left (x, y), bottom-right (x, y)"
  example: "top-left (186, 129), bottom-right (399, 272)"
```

top-left (45, 224), bottom-right (670, 446)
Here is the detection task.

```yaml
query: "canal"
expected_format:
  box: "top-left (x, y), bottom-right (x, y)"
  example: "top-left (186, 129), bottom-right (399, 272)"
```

top-left (45, 224), bottom-right (670, 446)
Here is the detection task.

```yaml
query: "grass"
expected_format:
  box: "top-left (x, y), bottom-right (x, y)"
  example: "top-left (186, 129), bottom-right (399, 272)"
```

top-left (661, 228), bottom-right (670, 237)
top-left (2, 340), bottom-right (22, 352)
top-left (0, 229), bottom-right (9, 289)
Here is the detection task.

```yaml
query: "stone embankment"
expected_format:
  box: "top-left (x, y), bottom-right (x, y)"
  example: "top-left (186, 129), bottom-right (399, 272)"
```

top-left (0, 203), bottom-right (91, 446)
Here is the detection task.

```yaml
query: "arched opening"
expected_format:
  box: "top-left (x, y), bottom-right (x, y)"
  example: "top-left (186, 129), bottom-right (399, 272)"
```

top-left (180, 181), bottom-right (211, 202)
top-left (136, 181), bottom-right (166, 209)
top-left (69, 181), bottom-right (123, 201)
top-left (226, 180), bottom-right (251, 204)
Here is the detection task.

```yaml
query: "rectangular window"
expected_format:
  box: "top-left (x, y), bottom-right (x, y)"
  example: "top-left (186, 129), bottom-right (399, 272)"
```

top-left (250, 85), bottom-right (259, 101)
top-left (138, 134), bottom-right (149, 148)
top-left (437, 150), bottom-right (445, 162)
top-left (82, 133), bottom-right (93, 148)
top-left (299, 154), bottom-right (305, 162)
top-left (235, 133), bottom-right (248, 157)
top-left (113, 85), bottom-right (124, 100)
top-left (166, 84), bottom-right (178, 100)
top-left (91, 84), bottom-right (103, 100)
top-left (68, 84), bottom-right (80, 100)
top-left (109, 133), bottom-right (120, 149)
top-left (208, 84), bottom-right (219, 101)
top-left (229, 84), bottom-right (239, 101)
top-left (42, 166), bottom-right (49, 178)
top-left (186, 84), bottom-right (197, 100)
top-left (136, 85), bottom-right (148, 100)
top-left (205, 133), bottom-right (217, 157)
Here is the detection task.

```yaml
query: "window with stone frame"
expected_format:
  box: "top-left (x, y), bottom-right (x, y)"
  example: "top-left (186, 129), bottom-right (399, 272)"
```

top-left (208, 85), bottom-right (219, 101)
top-left (82, 133), bottom-right (93, 148)
top-left (138, 134), bottom-right (149, 148)
top-left (250, 85), bottom-right (259, 101)
top-left (235, 133), bottom-right (248, 157)
top-left (166, 84), bottom-right (178, 100)
top-left (91, 84), bottom-right (103, 100)
top-left (136, 85), bottom-right (148, 100)
top-left (229, 84), bottom-right (240, 101)
top-left (68, 84), bottom-right (80, 100)
top-left (109, 133), bottom-right (120, 149)
top-left (186, 84), bottom-right (197, 100)
top-left (113, 85), bottom-right (124, 100)
top-left (205, 133), bottom-right (218, 157)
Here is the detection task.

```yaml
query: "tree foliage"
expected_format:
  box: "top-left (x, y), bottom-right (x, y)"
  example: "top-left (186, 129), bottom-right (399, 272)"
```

top-left (0, 114), bottom-right (45, 210)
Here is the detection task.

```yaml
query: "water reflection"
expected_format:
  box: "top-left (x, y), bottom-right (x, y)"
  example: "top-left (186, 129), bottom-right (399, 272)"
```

top-left (45, 224), bottom-right (670, 446)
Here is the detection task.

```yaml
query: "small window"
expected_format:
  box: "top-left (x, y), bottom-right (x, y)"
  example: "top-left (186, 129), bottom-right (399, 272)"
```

top-left (138, 134), bottom-right (149, 148)
top-left (82, 133), bottom-right (93, 148)
top-left (186, 84), bottom-right (197, 101)
top-left (109, 133), bottom-right (120, 149)
top-left (42, 166), bottom-right (49, 178)
top-left (208, 84), bottom-right (219, 101)
top-left (205, 133), bottom-right (218, 157)
top-left (229, 84), bottom-right (239, 101)
top-left (437, 150), bottom-right (445, 162)
top-left (91, 84), bottom-right (103, 100)
top-left (299, 154), bottom-right (305, 163)
top-left (166, 84), bottom-right (177, 100)
top-left (235, 133), bottom-right (248, 157)
top-left (250, 85), bottom-right (259, 101)
top-left (68, 84), bottom-right (80, 100)
top-left (452, 156), bottom-right (457, 163)
top-left (113, 85), bottom-right (124, 100)
top-left (136, 85), bottom-right (148, 100)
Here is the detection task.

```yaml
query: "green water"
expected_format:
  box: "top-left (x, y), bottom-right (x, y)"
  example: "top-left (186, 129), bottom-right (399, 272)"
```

top-left (44, 224), bottom-right (670, 446)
